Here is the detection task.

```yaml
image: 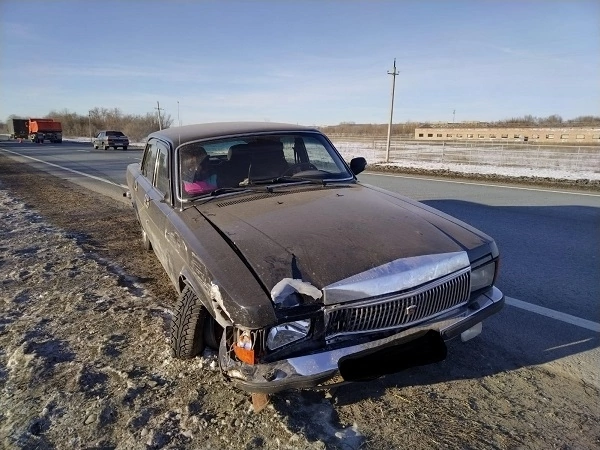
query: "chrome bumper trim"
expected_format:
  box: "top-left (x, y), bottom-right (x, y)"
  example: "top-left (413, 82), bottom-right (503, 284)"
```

top-left (219, 286), bottom-right (504, 394)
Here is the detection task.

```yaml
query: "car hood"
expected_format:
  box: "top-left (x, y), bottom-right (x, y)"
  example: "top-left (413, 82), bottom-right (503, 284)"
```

top-left (196, 184), bottom-right (491, 299)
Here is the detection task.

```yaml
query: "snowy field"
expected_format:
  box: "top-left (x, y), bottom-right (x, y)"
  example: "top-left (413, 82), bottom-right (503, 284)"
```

top-left (67, 135), bottom-right (600, 182)
top-left (2, 134), bottom-right (598, 182)
top-left (332, 140), bottom-right (600, 181)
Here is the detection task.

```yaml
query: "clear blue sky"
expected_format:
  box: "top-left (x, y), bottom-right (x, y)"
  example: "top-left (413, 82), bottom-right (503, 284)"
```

top-left (1, 0), bottom-right (598, 126)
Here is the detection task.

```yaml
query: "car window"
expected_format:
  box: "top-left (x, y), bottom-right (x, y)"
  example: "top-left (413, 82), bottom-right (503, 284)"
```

top-left (280, 136), bottom-right (300, 164)
top-left (303, 136), bottom-right (345, 172)
top-left (141, 141), bottom-right (159, 182)
top-left (177, 132), bottom-right (352, 198)
top-left (107, 131), bottom-right (125, 137)
top-left (155, 143), bottom-right (170, 197)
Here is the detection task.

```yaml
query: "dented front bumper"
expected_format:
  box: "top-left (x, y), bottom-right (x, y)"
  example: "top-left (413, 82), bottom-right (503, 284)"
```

top-left (219, 286), bottom-right (504, 394)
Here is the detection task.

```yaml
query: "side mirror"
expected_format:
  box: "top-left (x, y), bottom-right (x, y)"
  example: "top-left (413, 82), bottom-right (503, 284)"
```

top-left (349, 157), bottom-right (367, 175)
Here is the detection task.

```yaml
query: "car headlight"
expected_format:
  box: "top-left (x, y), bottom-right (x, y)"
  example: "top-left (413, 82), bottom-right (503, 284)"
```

top-left (470, 261), bottom-right (497, 292)
top-left (266, 319), bottom-right (311, 350)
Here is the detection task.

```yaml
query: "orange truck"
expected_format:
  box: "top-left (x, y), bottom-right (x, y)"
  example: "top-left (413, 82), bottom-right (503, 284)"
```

top-left (27, 118), bottom-right (63, 143)
top-left (8, 118), bottom-right (63, 143)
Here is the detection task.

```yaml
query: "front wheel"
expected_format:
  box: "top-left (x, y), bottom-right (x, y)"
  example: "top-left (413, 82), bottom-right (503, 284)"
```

top-left (171, 286), bottom-right (207, 359)
top-left (104, 144), bottom-right (109, 150)
top-left (123, 146), bottom-right (128, 151)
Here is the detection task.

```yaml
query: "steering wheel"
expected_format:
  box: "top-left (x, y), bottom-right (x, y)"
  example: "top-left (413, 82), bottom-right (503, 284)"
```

top-left (281, 162), bottom-right (318, 177)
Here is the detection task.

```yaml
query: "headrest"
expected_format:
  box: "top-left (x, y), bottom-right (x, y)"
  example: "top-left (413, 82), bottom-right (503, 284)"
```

top-left (228, 143), bottom-right (251, 161)
top-left (247, 140), bottom-right (284, 159)
top-left (249, 140), bottom-right (283, 153)
top-left (228, 140), bottom-right (284, 160)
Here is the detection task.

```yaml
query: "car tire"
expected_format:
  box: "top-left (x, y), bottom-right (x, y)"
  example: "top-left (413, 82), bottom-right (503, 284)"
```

top-left (204, 315), bottom-right (224, 350)
top-left (141, 228), bottom-right (152, 251)
top-left (94, 144), bottom-right (98, 149)
top-left (113, 146), bottom-right (117, 150)
top-left (123, 146), bottom-right (128, 151)
top-left (171, 286), bottom-right (207, 359)
top-left (104, 145), bottom-right (109, 150)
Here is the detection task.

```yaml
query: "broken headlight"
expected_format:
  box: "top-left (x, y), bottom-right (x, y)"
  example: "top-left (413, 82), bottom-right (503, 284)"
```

top-left (266, 319), bottom-right (311, 350)
top-left (470, 260), bottom-right (497, 292)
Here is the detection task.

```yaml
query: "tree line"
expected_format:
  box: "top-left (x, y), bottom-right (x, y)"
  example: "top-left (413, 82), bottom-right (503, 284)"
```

top-left (319, 115), bottom-right (600, 137)
top-left (1, 108), bottom-right (173, 141)
top-left (1, 111), bottom-right (597, 140)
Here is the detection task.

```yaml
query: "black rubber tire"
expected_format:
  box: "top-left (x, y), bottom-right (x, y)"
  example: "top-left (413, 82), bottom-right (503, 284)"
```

top-left (170, 286), bottom-right (207, 359)
top-left (203, 315), bottom-right (224, 350)
top-left (123, 146), bottom-right (128, 151)
top-left (104, 145), bottom-right (109, 150)
top-left (141, 228), bottom-right (152, 251)
top-left (94, 144), bottom-right (98, 149)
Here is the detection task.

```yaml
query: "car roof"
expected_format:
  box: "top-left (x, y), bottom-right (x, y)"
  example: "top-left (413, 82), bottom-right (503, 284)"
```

top-left (147, 122), bottom-right (320, 147)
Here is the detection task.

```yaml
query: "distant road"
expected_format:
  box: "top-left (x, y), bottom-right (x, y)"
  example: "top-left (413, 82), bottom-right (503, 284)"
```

top-left (0, 140), bottom-right (140, 201)
top-left (1, 140), bottom-right (599, 388)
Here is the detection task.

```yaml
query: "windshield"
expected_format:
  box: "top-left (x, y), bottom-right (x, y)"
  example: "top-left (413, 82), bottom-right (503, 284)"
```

top-left (177, 132), bottom-right (353, 199)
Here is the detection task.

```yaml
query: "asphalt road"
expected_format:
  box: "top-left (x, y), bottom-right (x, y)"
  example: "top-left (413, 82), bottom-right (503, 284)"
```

top-left (1, 140), bottom-right (599, 389)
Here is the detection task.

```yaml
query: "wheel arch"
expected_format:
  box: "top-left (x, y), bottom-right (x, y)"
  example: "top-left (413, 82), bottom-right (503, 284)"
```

top-left (177, 269), bottom-right (232, 329)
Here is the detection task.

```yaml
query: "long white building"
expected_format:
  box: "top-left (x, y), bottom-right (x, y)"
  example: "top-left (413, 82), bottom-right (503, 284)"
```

top-left (414, 126), bottom-right (600, 144)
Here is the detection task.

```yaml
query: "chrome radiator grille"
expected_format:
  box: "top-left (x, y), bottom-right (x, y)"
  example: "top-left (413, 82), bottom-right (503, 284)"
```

top-left (324, 269), bottom-right (470, 338)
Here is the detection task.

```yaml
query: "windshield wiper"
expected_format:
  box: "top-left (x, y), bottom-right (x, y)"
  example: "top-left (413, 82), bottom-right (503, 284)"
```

top-left (249, 176), bottom-right (327, 186)
top-left (209, 187), bottom-right (253, 196)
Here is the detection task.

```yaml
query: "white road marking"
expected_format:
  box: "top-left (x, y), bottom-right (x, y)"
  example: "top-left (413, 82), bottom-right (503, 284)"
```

top-left (363, 171), bottom-right (600, 197)
top-left (505, 296), bottom-right (600, 332)
top-left (0, 147), bottom-right (128, 189)
top-left (544, 338), bottom-right (594, 352)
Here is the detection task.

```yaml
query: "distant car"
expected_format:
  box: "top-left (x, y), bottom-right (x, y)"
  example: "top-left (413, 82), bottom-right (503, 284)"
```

top-left (93, 130), bottom-right (129, 150)
top-left (125, 122), bottom-right (504, 395)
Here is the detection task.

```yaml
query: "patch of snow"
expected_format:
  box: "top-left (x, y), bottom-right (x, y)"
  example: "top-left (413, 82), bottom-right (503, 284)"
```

top-left (333, 140), bottom-right (600, 181)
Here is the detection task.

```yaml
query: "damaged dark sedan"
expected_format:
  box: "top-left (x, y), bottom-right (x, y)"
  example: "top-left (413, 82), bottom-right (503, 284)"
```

top-left (126, 122), bottom-right (504, 394)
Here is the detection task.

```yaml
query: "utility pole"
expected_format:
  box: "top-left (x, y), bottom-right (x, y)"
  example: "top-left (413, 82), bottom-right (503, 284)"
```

top-left (88, 111), bottom-right (92, 142)
top-left (177, 101), bottom-right (181, 127)
top-left (453, 109), bottom-right (456, 123)
top-left (386, 58), bottom-right (399, 163)
top-left (155, 101), bottom-right (164, 130)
